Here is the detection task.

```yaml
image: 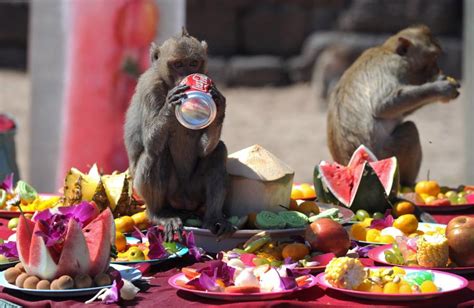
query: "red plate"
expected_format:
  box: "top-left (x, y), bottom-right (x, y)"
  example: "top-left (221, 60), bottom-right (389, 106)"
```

top-left (368, 244), bottom-right (474, 274)
top-left (401, 192), bottom-right (474, 213)
top-left (168, 272), bottom-right (317, 301)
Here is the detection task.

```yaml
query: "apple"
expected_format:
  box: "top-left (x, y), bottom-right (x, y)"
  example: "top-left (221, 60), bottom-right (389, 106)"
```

top-left (446, 216), bottom-right (474, 266)
top-left (305, 218), bottom-right (350, 257)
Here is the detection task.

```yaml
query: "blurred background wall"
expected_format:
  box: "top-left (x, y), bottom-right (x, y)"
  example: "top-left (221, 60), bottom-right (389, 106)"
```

top-left (0, 0), bottom-right (470, 192)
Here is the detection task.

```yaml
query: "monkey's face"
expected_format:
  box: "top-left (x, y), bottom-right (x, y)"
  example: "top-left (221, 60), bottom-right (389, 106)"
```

top-left (152, 35), bottom-right (208, 87)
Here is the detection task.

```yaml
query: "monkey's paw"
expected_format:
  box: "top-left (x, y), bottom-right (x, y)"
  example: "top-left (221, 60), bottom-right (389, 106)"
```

top-left (155, 216), bottom-right (183, 242)
top-left (203, 218), bottom-right (235, 239)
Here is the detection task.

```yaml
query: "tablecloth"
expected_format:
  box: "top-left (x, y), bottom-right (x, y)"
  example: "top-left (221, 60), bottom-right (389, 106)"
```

top-left (0, 210), bottom-right (472, 308)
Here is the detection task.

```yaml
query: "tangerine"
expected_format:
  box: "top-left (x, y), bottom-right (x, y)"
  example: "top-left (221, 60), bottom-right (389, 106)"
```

top-left (366, 229), bottom-right (381, 242)
top-left (394, 201), bottom-right (415, 217)
top-left (115, 231), bottom-right (127, 252)
top-left (281, 243), bottom-right (310, 262)
top-left (415, 180), bottom-right (440, 197)
top-left (368, 284), bottom-right (383, 293)
top-left (379, 235), bottom-right (395, 244)
top-left (291, 187), bottom-right (304, 200)
top-left (131, 211), bottom-right (150, 230)
top-left (420, 281), bottom-right (438, 293)
top-left (350, 223), bottom-right (367, 241)
top-left (383, 282), bottom-right (399, 294)
top-left (393, 214), bottom-right (418, 234)
top-left (299, 183), bottom-right (316, 199)
top-left (115, 216), bottom-right (135, 233)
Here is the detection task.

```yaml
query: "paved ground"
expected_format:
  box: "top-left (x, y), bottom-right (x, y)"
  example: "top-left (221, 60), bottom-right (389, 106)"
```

top-left (0, 69), bottom-right (467, 187)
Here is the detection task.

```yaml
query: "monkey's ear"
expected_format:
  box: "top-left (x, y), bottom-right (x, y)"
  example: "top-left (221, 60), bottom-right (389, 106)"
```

top-left (150, 42), bottom-right (160, 63)
top-left (396, 37), bottom-right (411, 56)
top-left (201, 40), bottom-right (208, 53)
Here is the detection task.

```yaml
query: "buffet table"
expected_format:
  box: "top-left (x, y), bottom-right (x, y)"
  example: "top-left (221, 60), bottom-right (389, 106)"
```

top-left (0, 210), bottom-right (473, 308)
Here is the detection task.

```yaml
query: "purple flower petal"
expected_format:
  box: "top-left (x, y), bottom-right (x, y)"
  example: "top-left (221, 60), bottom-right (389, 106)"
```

top-left (103, 280), bottom-right (121, 304)
top-left (0, 241), bottom-right (18, 258)
top-left (199, 260), bottom-right (235, 285)
top-left (1, 174), bottom-right (14, 194)
top-left (187, 271), bottom-right (221, 292)
top-left (131, 226), bottom-right (147, 243)
top-left (147, 228), bottom-right (167, 259)
top-left (58, 201), bottom-right (98, 227)
top-left (184, 231), bottom-right (203, 261)
top-left (370, 214), bottom-right (394, 230)
top-left (275, 268), bottom-right (297, 290)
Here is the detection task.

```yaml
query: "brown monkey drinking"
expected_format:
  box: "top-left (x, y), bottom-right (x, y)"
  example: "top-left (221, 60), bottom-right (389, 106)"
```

top-left (124, 29), bottom-right (232, 240)
top-left (327, 25), bottom-right (460, 187)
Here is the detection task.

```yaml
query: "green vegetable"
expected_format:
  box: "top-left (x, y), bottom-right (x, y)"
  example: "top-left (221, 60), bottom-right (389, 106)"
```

top-left (277, 211), bottom-right (308, 228)
top-left (308, 208), bottom-right (340, 223)
top-left (255, 211), bottom-right (286, 229)
top-left (16, 180), bottom-right (37, 204)
top-left (243, 236), bottom-right (271, 253)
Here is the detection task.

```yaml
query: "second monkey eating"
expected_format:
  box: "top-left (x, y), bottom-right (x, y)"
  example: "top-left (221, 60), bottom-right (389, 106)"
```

top-left (124, 29), bottom-right (233, 241)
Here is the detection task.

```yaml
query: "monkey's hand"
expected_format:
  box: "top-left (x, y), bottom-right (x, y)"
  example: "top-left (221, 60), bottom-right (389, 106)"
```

top-left (210, 84), bottom-right (226, 108)
top-left (433, 77), bottom-right (460, 103)
top-left (203, 217), bottom-right (235, 240)
top-left (163, 84), bottom-right (189, 116)
top-left (153, 211), bottom-right (184, 242)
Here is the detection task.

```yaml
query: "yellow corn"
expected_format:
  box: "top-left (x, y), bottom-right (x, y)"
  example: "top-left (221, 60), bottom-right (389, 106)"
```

top-left (324, 257), bottom-right (366, 290)
top-left (416, 234), bottom-right (449, 267)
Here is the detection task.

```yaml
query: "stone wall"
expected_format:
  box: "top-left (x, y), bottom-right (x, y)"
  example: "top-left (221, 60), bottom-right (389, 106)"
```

top-left (186, 0), bottom-right (463, 87)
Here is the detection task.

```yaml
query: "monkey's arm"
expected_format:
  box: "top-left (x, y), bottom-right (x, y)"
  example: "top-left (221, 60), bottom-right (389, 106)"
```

top-left (198, 85), bottom-right (226, 157)
top-left (374, 79), bottom-right (460, 119)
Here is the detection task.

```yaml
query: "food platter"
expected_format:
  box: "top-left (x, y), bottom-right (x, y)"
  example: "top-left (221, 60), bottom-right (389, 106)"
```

top-left (401, 192), bottom-right (474, 213)
top-left (0, 194), bottom-right (60, 218)
top-left (368, 244), bottom-right (474, 274)
top-left (168, 272), bottom-right (317, 301)
top-left (0, 264), bottom-right (142, 297)
top-left (185, 203), bottom-right (354, 253)
top-left (315, 267), bottom-right (468, 301)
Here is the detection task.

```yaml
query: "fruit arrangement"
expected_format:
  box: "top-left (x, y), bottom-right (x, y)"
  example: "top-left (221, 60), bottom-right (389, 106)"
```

top-left (3, 262), bottom-right (116, 290)
top-left (16, 202), bottom-right (114, 280)
top-left (62, 164), bottom-right (144, 217)
top-left (113, 227), bottom-right (182, 262)
top-left (324, 257), bottom-right (440, 294)
top-left (408, 180), bottom-right (474, 206)
top-left (0, 174), bottom-right (61, 212)
top-left (314, 145), bottom-right (398, 214)
top-left (383, 216), bottom-right (474, 267)
top-left (175, 259), bottom-right (314, 294)
top-left (349, 213), bottom-right (445, 245)
top-left (184, 201), bottom-right (345, 230)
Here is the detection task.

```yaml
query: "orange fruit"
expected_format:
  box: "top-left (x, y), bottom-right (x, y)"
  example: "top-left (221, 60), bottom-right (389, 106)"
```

top-left (291, 187), bottom-right (304, 200)
top-left (299, 183), bottom-right (316, 199)
top-left (399, 284), bottom-right (412, 294)
top-left (394, 201), bottom-right (415, 217)
top-left (350, 223), bottom-right (367, 241)
top-left (296, 201), bottom-right (320, 216)
top-left (366, 229), bottom-right (381, 242)
top-left (115, 216), bottom-right (135, 233)
top-left (383, 282), bottom-right (399, 294)
top-left (131, 211), bottom-right (150, 230)
top-left (379, 235), bottom-right (395, 244)
top-left (420, 281), bottom-right (438, 293)
top-left (415, 180), bottom-right (440, 197)
top-left (115, 231), bottom-right (127, 252)
top-left (281, 243), bottom-right (310, 262)
top-left (393, 214), bottom-right (418, 234)
top-left (356, 281), bottom-right (372, 292)
top-left (369, 284), bottom-right (383, 293)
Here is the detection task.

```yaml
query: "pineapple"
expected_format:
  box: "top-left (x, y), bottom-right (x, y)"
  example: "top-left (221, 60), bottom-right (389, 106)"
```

top-left (63, 164), bottom-right (101, 205)
top-left (324, 257), bottom-right (366, 289)
top-left (416, 234), bottom-right (449, 267)
top-left (102, 171), bottom-right (131, 212)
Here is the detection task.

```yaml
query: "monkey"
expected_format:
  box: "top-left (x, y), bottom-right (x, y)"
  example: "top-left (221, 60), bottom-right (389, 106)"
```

top-left (124, 29), bottom-right (233, 241)
top-left (327, 25), bottom-right (460, 187)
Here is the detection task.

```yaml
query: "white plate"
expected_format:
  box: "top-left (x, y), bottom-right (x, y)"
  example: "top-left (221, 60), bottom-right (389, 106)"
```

top-left (347, 222), bottom-right (446, 245)
top-left (0, 264), bottom-right (142, 297)
top-left (185, 203), bottom-right (354, 253)
top-left (316, 267), bottom-right (468, 301)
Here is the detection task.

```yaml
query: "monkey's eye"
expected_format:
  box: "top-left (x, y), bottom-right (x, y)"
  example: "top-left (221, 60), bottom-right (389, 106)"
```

top-left (190, 60), bottom-right (199, 67)
top-left (174, 61), bottom-right (184, 69)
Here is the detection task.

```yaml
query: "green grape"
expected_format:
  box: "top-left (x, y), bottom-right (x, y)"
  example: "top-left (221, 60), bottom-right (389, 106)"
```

top-left (372, 212), bottom-right (384, 220)
top-left (457, 196), bottom-right (467, 204)
top-left (253, 258), bottom-right (270, 266)
top-left (445, 191), bottom-right (457, 199)
top-left (384, 250), bottom-right (396, 263)
top-left (356, 209), bottom-right (370, 221)
top-left (457, 191), bottom-right (467, 198)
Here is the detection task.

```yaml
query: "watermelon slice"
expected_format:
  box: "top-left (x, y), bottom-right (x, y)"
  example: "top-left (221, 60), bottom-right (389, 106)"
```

top-left (83, 208), bottom-right (114, 276)
top-left (56, 219), bottom-right (91, 277)
top-left (27, 223), bottom-right (59, 280)
top-left (16, 215), bottom-right (35, 268)
top-left (314, 145), bottom-right (399, 213)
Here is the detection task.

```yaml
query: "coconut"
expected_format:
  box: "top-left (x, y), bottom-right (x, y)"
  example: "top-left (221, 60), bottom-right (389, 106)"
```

top-left (224, 144), bottom-right (294, 217)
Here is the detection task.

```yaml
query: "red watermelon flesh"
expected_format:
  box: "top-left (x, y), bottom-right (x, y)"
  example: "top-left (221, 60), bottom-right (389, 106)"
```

top-left (347, 145), bottom-right (377, 169)
top-left (27, 223), bottom-right (59, 280)
top-left (56, 219), bottom-right (91, 277)
top-left (16, 215), bottom-right (35, 266)
top-left (83, 208), bottom-right (114, 276)
top-left (370, 157), bottom-right (398, 195)
top-left (319, 161), bottom-right (354, 206)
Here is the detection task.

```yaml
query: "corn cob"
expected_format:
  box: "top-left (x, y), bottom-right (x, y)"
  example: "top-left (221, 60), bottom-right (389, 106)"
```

top-left (324, 257), bottom-right (366, 289)
top-left (416, 234), bottom-right (449, 267)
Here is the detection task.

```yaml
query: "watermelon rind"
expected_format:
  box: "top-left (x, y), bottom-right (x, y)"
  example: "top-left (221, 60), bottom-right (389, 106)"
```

top-left (349, 162), bottom-right (392, 213)
top-left (347, 145), bottom-right (378, 169)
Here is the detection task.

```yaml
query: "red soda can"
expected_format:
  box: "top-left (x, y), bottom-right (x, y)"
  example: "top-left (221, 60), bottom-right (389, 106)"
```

top-left (176, 74), bottom-right (217, 130)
